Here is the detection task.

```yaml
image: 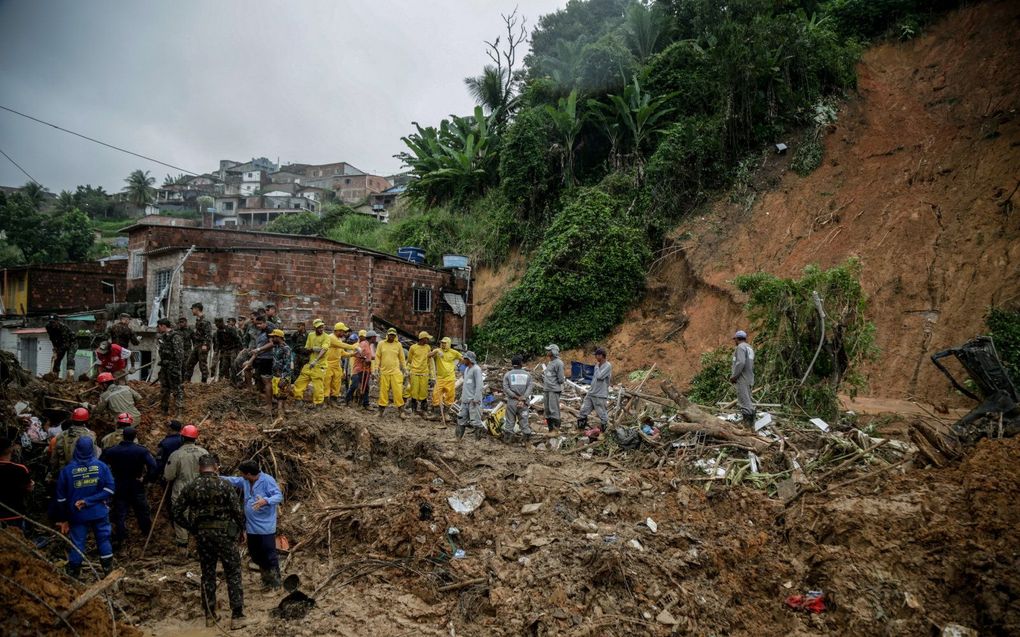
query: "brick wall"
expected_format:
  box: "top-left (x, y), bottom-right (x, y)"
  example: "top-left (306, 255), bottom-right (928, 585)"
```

top-left (27, 261), bottom-right (127, 313)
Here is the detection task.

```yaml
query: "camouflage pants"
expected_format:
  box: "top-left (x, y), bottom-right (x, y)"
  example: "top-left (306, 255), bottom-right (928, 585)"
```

top-left (196, 529), bottom-right (244, 616)
top-left (218, 349), bottom-right (238, 381)
top-left (160, 369), bottom-right (184, 414)
top-left (185, 347), bottom-right (208, 382)
top-left (180, 348), bottom-right (193, 380)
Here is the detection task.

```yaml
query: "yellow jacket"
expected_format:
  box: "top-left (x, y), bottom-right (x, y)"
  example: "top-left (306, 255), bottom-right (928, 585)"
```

top-left (407, 343), bottom-right (434, 376)
top-left (304, 332), bottom-right (332, 367)
top-left (326, 334), bottom-right (357, 364)
top-left (432, 347), bottom-right (461, 381)
top-left (372, 339), bottom-right (406, 374)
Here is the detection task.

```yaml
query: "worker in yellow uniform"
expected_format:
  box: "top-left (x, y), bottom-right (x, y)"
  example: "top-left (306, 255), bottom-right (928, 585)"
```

top-left (292, 319), bottom-right (331, 408)
top-left (324, 322), bottom-right (356, 404)
top-left (405, 332), bottom-right (434, 416)
top-left (428, 336), bottom-right (461, 420)
top-left (372, 327), bottom-right (407, 418)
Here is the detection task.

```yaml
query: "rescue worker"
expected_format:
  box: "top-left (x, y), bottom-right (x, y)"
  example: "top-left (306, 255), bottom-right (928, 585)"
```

top-left (243, 329), bottom-right (291, 415)
top-left (156, 318), bottom-right (186, 415)
top-left (373, 328), bottom-right (407, 418)
top-left (164, 424), bottom-right (208, 547)
top-left (288, 322), bottom-right (310, 383)
top-left (578, 347), bottom-right (612, 432)
top-left (221, 460), bottom-right (284, 590)
top-left (292, 319), bottom-right (330, 408)
top-left (100, 412), bottom-right (134, 450)
top-left (344, 330), bottom-right (376, 408)
top-left (264, 303), bottom-right (281, 330)
top-left (45, 315), bottom-right (77, 380)
top-left (93, 340), bottom-right (131, 383)
top-left (406, 332), bottom-right (433, 416)
top-left (100, 427), bottom-right (157, 547)
top-left (96, 372), bottom-right (142, 423)
top-left (53, 437), bottom-right (115, 578)
top-left (155, 420), bottom-right (184, 476)
top-left (730, 330), bottom-right (756, 426)
top-left (324, 322), bottom-right (356, 404)
top-left (175, 454), bottom-right (249, 629)
top-left (543, 344), bottom-right (565, 432)
top-left (107, 313), bottom-right (140, 369)
top-left (457, 351), bottom-right (485, 440)
top-left (50, 407), bottom-right (97, 472)
top-left (213, 317), bottom-right (242, 382)
top-left (177, 317), bottom-right (193, 380)
top-left (243, 316), bottom-right (272, 392)
top-left (502, 355), bottom-right (534, 441)
top-left (0, 436), bottom-right (34, 530)
top-left (184, 303), bottom-right (212, 383)
top-left (429, 337), bottom-right (461, 420)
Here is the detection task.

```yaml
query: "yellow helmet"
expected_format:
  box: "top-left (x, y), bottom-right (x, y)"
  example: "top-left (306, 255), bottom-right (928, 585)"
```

top-left (269, 329), bottom-right (285, 338)
top-left (386, 327), bottom-right (397, 335)
top-left (334, 322), bottom-right (349, 331)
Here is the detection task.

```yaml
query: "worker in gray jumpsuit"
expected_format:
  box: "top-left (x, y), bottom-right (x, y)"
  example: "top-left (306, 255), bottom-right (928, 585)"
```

top-left (730, 330), bottom-right (756, 426)
top-left (578, 347), bottom-right (612, 431)
top-left (542, 344), bottom-right (565, 432)
top-left (457, 351), bottom-right (485, 441)
top-left (502, 355), bottom-right (533, 440)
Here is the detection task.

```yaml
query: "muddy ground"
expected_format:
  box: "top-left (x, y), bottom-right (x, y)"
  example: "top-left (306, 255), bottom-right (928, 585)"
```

top-left (3, 379), bottom-right (1017, 636)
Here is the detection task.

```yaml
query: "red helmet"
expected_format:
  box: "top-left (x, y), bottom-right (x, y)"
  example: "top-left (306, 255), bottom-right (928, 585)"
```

top-left (116, 412), bottom-right (134, 425)
top-left (181, 424), bottom-right (199, 439)
top-left (97, 372), bottom-right (115, 384)
top-left (71, 407), bottom-right (89, 422)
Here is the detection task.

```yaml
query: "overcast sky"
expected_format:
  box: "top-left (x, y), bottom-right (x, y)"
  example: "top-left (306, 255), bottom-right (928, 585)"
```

top-left (0, 0), bottom-right (564, 193)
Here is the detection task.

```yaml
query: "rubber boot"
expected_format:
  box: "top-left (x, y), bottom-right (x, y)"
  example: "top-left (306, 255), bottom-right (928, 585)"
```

top-left (455, 422), bottom-right (465, 439)
top-left (576, 417), bottom-right (588, 431)
top-left (100, 556), bottom-right (113, 576)
top-left (268, 567), bottom-right (282, 590)
top-left (546, 418), bottom-right (554, 433)
top-left (474, 425), bottom-right (484, 441)
top-left (66, 563), bottom-right (81, 580)
top-left (377, 405), bottom-right (386, 417)
top-left (230, 612), bottom-right (250, 629)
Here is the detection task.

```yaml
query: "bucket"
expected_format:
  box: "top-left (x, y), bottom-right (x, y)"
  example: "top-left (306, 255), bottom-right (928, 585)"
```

top-left (442, 254), bottom-right (470, 269)
top-left (397, 246), bottom-right (425, 264)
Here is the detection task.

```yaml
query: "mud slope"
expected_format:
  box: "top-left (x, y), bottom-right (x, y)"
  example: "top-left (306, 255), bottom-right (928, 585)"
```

top-left (595, 0), bottom-right (1020, 404)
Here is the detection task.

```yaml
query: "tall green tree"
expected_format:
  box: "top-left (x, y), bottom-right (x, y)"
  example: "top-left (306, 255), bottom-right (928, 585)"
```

top-left (21, 181), bottom-right (47, 210)
top-left (464, 65), bottom-right (513, 116)
top-left (544, 89), bottom-right (584, 185)
top-left (123, 169), bottom-right (155, 211)
top-left (624, 1), bottom-right (667, 62)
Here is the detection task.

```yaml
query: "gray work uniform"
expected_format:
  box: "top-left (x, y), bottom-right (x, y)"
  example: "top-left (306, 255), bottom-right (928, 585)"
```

top-left (579, 361), bottom-right (612, 427)
top-left (502, 368), bottom-right (534, 435)
top-left (731, 342), bottom-right (755, 418)
top-left (458, 364), bottom-right (485, 431)
top-left (164, 442), bottom-right (209, 544)
top-left (543, 357), bottom-right (565, 421)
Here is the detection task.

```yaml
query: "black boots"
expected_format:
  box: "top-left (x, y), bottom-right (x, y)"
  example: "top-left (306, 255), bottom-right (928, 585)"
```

top-left (577, 417), bottom-right (588, 431)
top-left (100, 557), bottom-right (113, 576)
top-left (260, 567), bottom-right (282, 591)
top-left (66, 564), bottom-right (81, 579)
top-left (547, 418), bottom-right (561, 432)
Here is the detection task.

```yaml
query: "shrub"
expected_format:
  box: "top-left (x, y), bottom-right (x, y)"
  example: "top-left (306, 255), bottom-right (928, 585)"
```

top-left (472, 186), bottom-right (650, 355)
top-left (645, 115), bottom-right (725, 234)
top-left (498, 107), bottom-right (558, 223)
top-left (576, 34), bottom-right (635, 95)
top-left (688, 347), bottom-right (734, 405)
top-left (264, 212), bottom-right (323, 236)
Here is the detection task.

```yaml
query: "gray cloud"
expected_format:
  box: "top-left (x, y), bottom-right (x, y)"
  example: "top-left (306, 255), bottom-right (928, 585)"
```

top-left (0, 0), bottom-right (563, 192)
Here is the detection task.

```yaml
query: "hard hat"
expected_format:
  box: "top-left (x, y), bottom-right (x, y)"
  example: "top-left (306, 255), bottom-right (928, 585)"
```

top-left (418, 331), bottom-right (432, 340)
top-left (334, 322), bottom-right (349, 331)
top-left (358, 330), bottom-right (367, 337)
top-left (97, 372), bottom-right (115, 384)
top-left (116, 412), bottom-right (134, 425)
top-left (270, 329), bottom-right (285, 337)
top-left (386, 328), bottom-right (397, 335)
top-left (733, 330), bottom-right (748, 339)
top-left (312, 319), bottom-right (325, 328)
top-left (181, 424), bottom-right (199, 439)
top-left (71, 407), bottom-right (89, 422)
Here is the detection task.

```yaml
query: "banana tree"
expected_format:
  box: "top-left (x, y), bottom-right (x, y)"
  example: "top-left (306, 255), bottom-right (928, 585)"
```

top-left (589, 76), bottom-right (674, 176)
top-left (544, 89), bottom-right (583, 186)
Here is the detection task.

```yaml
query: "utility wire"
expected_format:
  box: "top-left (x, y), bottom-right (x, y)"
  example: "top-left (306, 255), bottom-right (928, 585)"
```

top-left (0, 103), bottom-right (206, 178)
top-left (0, 146), bottom-right (42, 186)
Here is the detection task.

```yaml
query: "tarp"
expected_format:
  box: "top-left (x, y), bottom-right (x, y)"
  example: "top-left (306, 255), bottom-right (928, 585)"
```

top-left (443, 292), bottom-right (466, 317)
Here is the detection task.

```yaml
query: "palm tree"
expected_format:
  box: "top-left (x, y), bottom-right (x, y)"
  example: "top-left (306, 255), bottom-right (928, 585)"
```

top-left (54, 190), bottom-right (76, 214)
top-left (624, 2), bottom-right (667, 63)
top-left (123, 169), bottom-right (155, 211)
top-left (464, 66), bottom-right (512, 118)
top-left (21, 181), bottom-right (47, 210)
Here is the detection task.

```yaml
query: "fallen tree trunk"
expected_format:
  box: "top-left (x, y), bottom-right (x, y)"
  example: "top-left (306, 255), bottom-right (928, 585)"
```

top-left (666, 422), bottom-right (769, 452)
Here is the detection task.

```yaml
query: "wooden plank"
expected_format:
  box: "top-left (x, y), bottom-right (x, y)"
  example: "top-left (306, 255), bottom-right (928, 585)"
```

top-left (60, 568), bottom-right (125, 621)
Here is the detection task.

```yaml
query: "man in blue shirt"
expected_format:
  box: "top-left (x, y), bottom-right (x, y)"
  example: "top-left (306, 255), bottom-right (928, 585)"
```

top-left (222, 460), bottom-right (284, 589)
top-left (53, 437), bottom-right (115, 579)
top-left (155, 420), bottom-right (184, 476)
top-left (100, 427), bottom-right (158, 548)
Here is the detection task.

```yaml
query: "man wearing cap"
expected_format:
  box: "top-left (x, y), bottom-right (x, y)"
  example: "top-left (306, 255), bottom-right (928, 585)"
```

top-left (107, 313), bottom-right (140, 371)
top-left (325, 322), bottom-right (357, 404)
top-left (578, 347), bottom-right (612, 432)
top-left (45, 314), bottom-right (77, 380)
top-left (156, 318), bottom-right (187, 415)
top-left (457, 351), bottom-right (485, 439)
top-left (429, 337), bottom-right (461, 419)
top-left (175, 454), bottom-right (249, 629)
top-left (730, 330), bottom-right (756, 426)
top-left (93, 340), bottom-right (131, 383)
top-left (156, 420), bottom-right (184, 476)
top-left (165, 424), bottom-right (209, 547)
top-left (96, 372), bottom-right (142, 424)
top-left (100, 426), bottom-right (157, 548)
top-left (100, 412), bottom-right (135, 451)
top-left (502, 355), bottom-right (534, 441)
top-left (344, 330), bottom-right (376, 408)
top-left (292, 319), bottom-right (331, 408)
top-left (244, 329), bottom-right (292, 414)
top-left (406, 332), bottom-right (434, 416)
top-left (373, 328), bottom-right (408, 418)
top-left (543, 344), bottom-right (566, 432)
top-left (213, 317), bottom-right (242, 383)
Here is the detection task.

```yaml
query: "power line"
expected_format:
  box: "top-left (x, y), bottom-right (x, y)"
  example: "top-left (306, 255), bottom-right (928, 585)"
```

top-left (0, 146), bottom-right (42, 186)
top-left (0, 104), bottom-right (206, 178)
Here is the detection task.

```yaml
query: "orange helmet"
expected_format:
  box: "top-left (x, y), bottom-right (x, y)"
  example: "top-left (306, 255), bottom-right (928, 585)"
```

top-left (71, 407), bottom-right (89, 422)
top-left (181, 424), bottom-right (199, 439)
top-left (97, 372), bottom-right (115, 384)
top-left (116, 412), bottom-right (134, 425)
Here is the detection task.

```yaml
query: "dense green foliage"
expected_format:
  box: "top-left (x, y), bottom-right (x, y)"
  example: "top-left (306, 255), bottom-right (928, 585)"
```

top-left (687, 347), bottom-right (733, 405)
top-left (264, 212), bottom-right (325, 236)
top-left (986, 308), bottom-right (1020, 385)
top-left (0, 190), bottom-right (98, 266)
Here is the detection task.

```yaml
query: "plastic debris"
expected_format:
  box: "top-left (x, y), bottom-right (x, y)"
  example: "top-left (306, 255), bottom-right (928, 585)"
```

top-left (785, 590), bottom-right (826, 613)
top-left (447, 486), bottom-right (485, 514)
top-left (627, 538), bottom-right (644, 551)
top-left (809, 417), bottom-right (830, 432)
top-left (645, 518), bottom-right (658, 534)
top-left (941, 624), bottom-right (978, 637)
top-left (754, 413), bottom-right (773, 431)
top-left (521, 503), bottom-right (544, 514)
top-left (453, 549), bottom-right (466, 559)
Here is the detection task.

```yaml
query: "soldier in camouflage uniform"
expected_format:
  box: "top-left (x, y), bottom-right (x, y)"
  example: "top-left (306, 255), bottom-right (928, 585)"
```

top-left (157, 318), bottom-right (186, 415)
top-left (45, 315), bottom-right (77, 379)
top-left (185, 303), bottom-right (213, 383)
top-left (176, 316), bottom-right (193, 381)
top-left (174, 454), bottom-right (250, 629)
top-left (213, 318), bottom-right (242, 382)
top-left (287, 322), bottom-right (309, 383)
top-left (107, 313), bottom-right (140, 369)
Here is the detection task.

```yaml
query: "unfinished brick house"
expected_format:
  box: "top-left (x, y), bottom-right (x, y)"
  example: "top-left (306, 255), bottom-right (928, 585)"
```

top-left (0, 260), bottom-right (127, 317)
top-left (122, 221), bottom-right (472, 342)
